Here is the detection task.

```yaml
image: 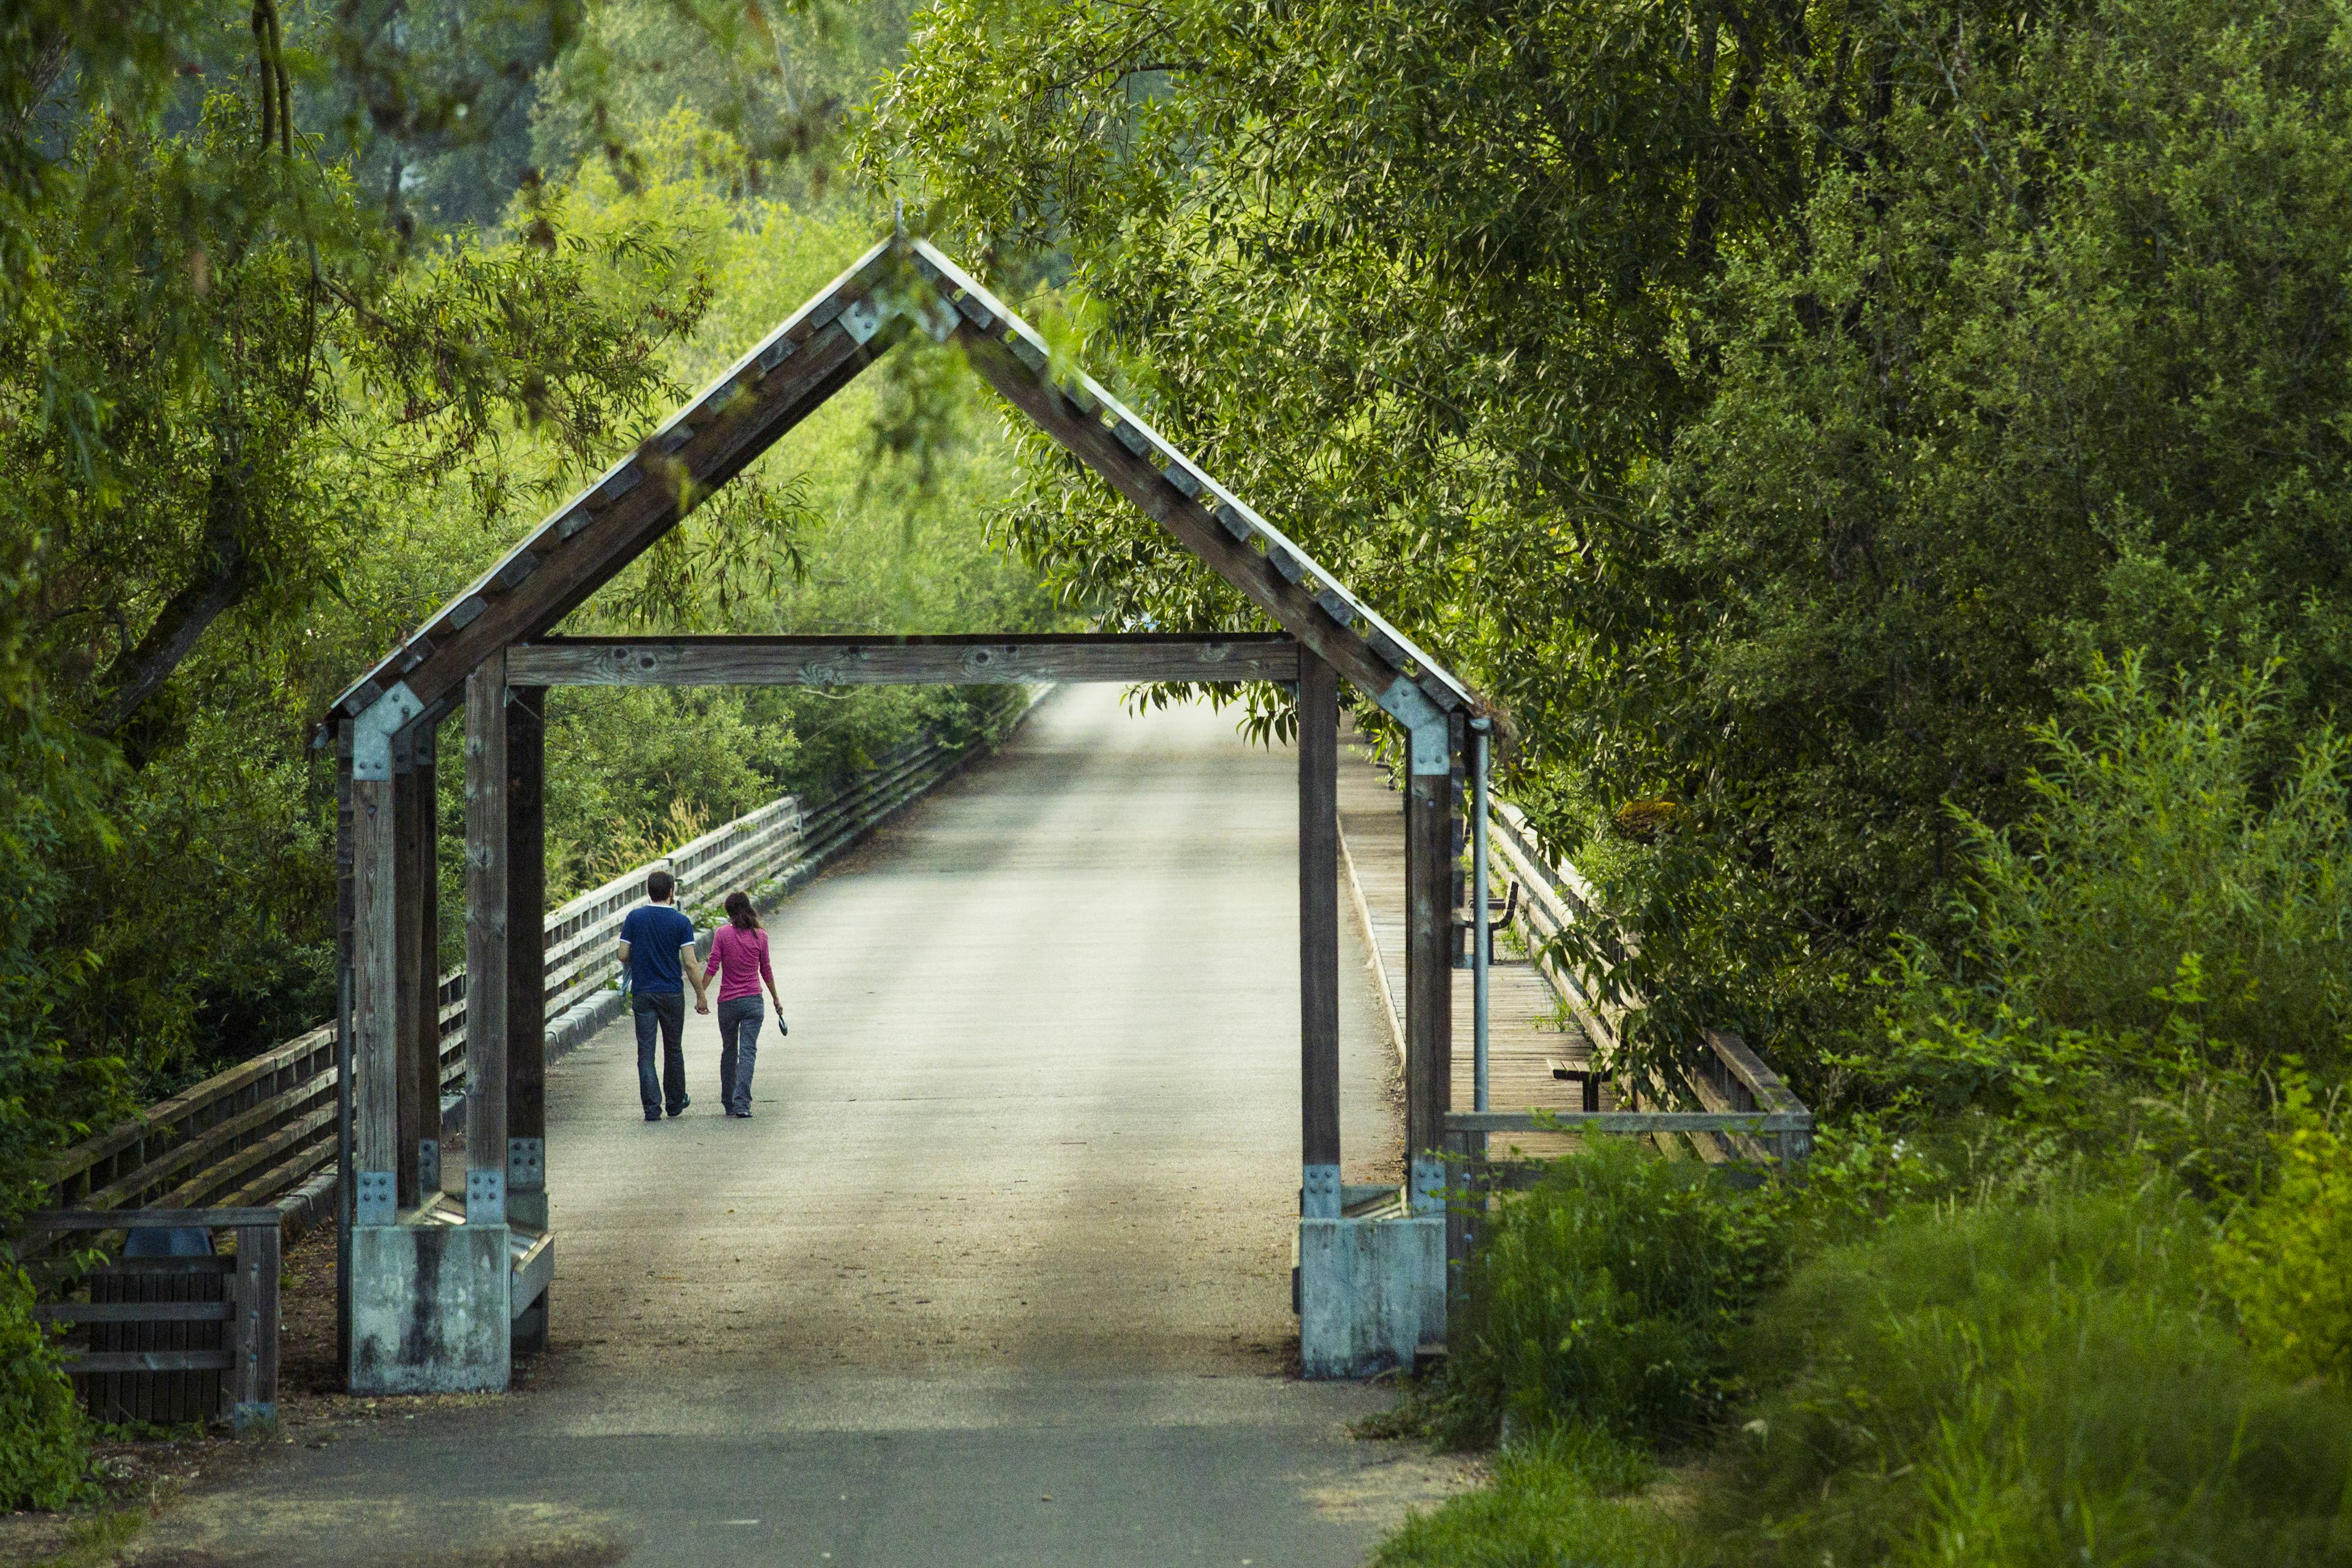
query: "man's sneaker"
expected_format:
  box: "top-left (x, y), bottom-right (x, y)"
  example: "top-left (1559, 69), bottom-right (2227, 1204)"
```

top-left (666, 1097), bottom-right (690, 1118)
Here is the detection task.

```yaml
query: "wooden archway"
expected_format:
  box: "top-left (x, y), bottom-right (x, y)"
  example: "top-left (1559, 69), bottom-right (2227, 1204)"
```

top-left (320, 236), bottom-right (1480, 1392)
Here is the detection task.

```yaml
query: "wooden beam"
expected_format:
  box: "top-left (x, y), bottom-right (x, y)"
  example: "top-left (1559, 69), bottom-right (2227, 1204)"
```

top-left (232, 1219), bottom-right (280, 1420)
top-left (505, 685), bottom-right (547, 1232)
top-left (1444, 1110), bottom-right (1815, 1135)
top-left (23, 1207), bottom-right (287, 1230)
top-left (1299, 649), bottom-right (1341, 1194)
top-left (368, 305), bottom-right (895, 724)
top-left (333, 736), bottom-right (353, 1373)
top-left (391, 740), bottom-right (424, 1210)
top-left (505, 633), bottom-right (1300, 687)
top-left (350, 773), bottom-right (400, 1226)
top-left (413, 732), bottom-right (443, 1198)
top-left (1404, 767), bottom-right (1454, 1191)
top-left (956, 331), bottom-right (1403, 706)
top-left (463, 654), bottom-right (510, 1225)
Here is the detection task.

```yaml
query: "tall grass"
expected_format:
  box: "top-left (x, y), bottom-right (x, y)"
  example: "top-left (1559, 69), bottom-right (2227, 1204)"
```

top-left (1435, 1142), bottom-right (1784, 1449)
top-left (1710, 1189), bottom-right (2352, 1567)
top-left (1372, 1427), bottom-right (1683, 1568)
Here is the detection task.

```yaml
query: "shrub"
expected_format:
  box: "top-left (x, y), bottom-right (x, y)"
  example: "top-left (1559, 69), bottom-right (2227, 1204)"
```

top-left (1711, 1189), bottom-right (2352, 1567)
top-left (2213, 1090), bottom-right (2352, 1391)
top-left (1872, 657), bottom-right (2352, 1115)
top-left (1855, 657), bottom-right (2352, 1197)
top-left (1436, 1142), bottom-right (1784, 1450)
top-left (0, 1264), bottom-right (93, 1512)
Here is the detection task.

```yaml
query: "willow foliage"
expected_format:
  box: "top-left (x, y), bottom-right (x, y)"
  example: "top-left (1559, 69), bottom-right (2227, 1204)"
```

top-left (866, 0), bottom-right (2352, 1085)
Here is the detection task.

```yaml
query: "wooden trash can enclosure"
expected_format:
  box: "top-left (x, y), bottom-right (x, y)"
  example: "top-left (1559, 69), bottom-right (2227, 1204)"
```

top-left (21, 1208), bottom-right (281, 1431)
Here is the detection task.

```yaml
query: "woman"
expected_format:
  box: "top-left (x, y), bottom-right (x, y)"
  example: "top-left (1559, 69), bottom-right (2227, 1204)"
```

top-left (706, 891), bottom-right (783, 1118)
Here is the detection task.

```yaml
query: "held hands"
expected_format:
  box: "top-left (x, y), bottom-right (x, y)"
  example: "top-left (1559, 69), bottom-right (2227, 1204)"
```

top-left (695, 993), bottom-right (710, 1015)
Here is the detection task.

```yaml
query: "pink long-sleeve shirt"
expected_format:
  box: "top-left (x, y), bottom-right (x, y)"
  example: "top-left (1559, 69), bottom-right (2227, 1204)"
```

top-left (706, 923), bottom-right (775, 1003)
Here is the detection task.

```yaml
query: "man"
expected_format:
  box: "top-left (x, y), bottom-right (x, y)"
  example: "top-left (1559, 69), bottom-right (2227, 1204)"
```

top-left (617, 869), bottom-right (709, 1121)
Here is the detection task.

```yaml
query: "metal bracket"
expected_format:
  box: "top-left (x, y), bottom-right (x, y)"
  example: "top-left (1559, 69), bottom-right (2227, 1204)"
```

top-left (1378, 676), bottom-right (1452, 776)
top-left (840, 298), bottom-right (883, 344)
top-left (896, 281), bottom-right (962, 343)
top-left (466, 1167), bottom-right (506, 1226)
top-left (1302, 1163), bottom-right (1341, 1220)
top-left (418, 1138), bottom-right (440, 1194)
top-left (355, 1169), bottom-right (397, 1226)
top-left (350, 681), bottom-right (425, 782)
top-left (1409, 1155), bottom-right (1447, 1216)
top-left (507, 1137), bottom-right (545, 1193)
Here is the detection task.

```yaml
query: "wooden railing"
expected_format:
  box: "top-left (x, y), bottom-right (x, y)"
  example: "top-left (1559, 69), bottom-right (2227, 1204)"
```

top-left (36, 728), bottom-right (987, 1233)
top-left (1458, 799), bottom-right (1813, 1163)
top-left (23, 1208), bottom-right (281, 1432)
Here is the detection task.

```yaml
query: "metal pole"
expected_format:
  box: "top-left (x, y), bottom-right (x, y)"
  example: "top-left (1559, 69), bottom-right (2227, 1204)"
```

top-left (1471, 718), bottom-right (1491, 1114)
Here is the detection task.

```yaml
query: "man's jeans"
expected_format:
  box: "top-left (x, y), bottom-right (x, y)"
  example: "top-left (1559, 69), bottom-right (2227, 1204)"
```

top-left (715, 996), bottom-right (763, 1115)
top-left (633, 990), bottom-right (688, 1117)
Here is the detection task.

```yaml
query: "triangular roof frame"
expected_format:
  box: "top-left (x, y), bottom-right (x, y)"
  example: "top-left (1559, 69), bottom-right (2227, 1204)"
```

top-left (325, 236), bottom-right (1476, 779)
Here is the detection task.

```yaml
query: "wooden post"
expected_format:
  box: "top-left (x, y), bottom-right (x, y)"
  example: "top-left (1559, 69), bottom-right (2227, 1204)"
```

top-left (1298, 649), bottom-right (1341, 1219)
top-left (351, 769), bottom-right (401, 1229)
top-left (464, 654), bottom-right (510, 1227)
top-left (413, 727), bottom-right (443, 1199)
top-left (333, 730), bottom-right (354, 1374)
top-left (391, 734), bottom-right (424, 1211)
top-left (505, 686), bottom-right (548, 1234)
top-left (230, 1221), bottom-right (280, 1431)
top-left (1404, 762), bottom-right (1454, 1211)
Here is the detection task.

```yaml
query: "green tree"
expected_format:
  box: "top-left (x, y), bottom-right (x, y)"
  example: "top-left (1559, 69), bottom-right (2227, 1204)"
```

top-left (865, 0), bottom-right (2352, 1087)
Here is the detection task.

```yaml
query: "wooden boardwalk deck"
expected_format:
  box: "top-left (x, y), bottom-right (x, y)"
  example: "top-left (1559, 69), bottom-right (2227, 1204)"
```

top-left (1336, 729), bottom-right (1594, 1159)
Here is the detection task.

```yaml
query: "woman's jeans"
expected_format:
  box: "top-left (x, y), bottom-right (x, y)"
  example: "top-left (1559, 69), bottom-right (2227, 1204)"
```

top-left (715, 996), bottom-right (763, 1114)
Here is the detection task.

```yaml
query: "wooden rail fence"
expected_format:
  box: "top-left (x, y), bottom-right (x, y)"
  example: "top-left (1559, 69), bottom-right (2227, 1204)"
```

top-left (27, 726), bottom-right (996, 1247)
top-left (1455, 797), bottom-right (1814, 1164)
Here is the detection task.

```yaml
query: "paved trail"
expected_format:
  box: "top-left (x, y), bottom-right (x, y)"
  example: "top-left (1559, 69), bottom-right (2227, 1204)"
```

top-left (145, 688), bottom-right (1466, 1567)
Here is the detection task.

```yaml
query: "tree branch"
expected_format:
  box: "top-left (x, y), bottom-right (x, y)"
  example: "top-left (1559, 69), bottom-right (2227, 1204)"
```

top-left (93, 464), bottom-right (259, 736)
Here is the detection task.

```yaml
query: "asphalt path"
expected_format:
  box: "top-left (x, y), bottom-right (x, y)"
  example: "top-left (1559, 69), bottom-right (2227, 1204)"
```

top-left (140, 687), bottom-right (1463, 1567)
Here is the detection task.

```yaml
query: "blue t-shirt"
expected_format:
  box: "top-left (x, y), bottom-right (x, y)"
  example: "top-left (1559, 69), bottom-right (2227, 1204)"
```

top-left (620, 903), bottom-right (696, 994)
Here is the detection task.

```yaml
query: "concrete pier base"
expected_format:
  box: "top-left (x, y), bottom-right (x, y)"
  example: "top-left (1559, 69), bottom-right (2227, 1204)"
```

top-left (1297, 1215), bottom-right (1445, 1379)
top-left (351, 1223), bottom-right (513, 1394)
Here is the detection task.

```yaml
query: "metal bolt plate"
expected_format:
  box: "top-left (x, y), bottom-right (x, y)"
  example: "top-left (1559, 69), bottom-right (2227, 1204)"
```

top-left (466, 1167), bottom-right (506, 1225)
top-left (355, 1170), bottom-right (396, 1226)
top-left (1302, 1163), bottom-right (1342, 1220)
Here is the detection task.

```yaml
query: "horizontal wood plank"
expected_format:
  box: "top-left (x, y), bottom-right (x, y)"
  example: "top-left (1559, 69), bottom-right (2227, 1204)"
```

top-left (35, 1301), bottom-right (235, 1324)
top-left (507, 634), bottom-right (1300, 687)
top-left (61, 1351), bottom-right (235, 1374)
top-left (24, 1208), bottom-right (282, 1231)
top-left (1444, 1110), bottom-right (1813, 1135)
